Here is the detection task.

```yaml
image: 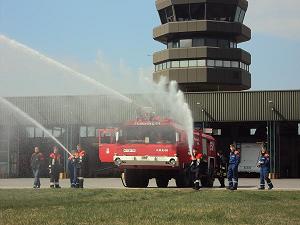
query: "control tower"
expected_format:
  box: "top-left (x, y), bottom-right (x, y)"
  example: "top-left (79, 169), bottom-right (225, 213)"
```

top-left (153, 0), bottom-right (251, 91)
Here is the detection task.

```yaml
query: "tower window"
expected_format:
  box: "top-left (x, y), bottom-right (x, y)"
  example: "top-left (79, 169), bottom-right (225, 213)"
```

top-left (197, 60), bottom-right (206, 67)
top-left (190, 3), bottom-right (205, 20)
top-left (180, 60), bottom-right (189, 68)
top-left (215, 60), bottom-right (223, 67)
top-left (180, 39), bottom-right (192, 48)
top-left (207, 60), bottom-right (215, 67)
top-left (231, 61), bottom-right (239, 68)
top-left (174, 4), bottom-right (190, 21)
top-left (193, 38), bottom-right (205, 47)
top-left (159, 6), bottom-right (175, 24)
top-left (235, 7), bottom-right (246, 23)
top-left (206, 3), bottom-right (236, 22)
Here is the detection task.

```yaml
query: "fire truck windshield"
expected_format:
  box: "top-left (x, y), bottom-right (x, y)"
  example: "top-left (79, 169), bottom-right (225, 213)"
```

top-left (122, 126), bottom-right (176, 144)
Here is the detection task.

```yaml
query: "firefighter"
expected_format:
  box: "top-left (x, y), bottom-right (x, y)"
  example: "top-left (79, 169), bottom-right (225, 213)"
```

top-left (72, 144), bottom-right (86, 188)
top-left (68, 150), bottom-right (76, 188)
top-left (48, 146), bottom-right (62, 188)
top-left (190, 149), bottom-right (204, 190)
top-left (216, 151), bottom-right (227, 188)
top-left (227, 144), bottom-right (240, 190)
top-left (30, 146), bottom-right (45, 189)
top-left (257, 146), bottom-right (274, 190)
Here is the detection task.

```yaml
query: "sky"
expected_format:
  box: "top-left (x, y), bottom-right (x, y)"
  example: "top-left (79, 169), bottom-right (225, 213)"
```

top-left (0, 0), bottom-right (300, 97)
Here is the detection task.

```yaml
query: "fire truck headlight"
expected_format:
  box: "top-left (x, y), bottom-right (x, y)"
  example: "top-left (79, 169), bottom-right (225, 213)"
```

top-left (169, 158), bottom-right (176, 166)
top-left (114, 158), bottom-right (122, 166)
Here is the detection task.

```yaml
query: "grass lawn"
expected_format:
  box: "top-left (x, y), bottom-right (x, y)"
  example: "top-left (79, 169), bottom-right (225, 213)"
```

top-left (0, 189), bottom-right (299, 225)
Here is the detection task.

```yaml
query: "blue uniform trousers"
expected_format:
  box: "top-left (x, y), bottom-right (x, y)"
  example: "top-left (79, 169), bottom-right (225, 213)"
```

top-left (227, 164), bottom-right (238, 188)
top-left (260, 167), bottom-right (272, 188)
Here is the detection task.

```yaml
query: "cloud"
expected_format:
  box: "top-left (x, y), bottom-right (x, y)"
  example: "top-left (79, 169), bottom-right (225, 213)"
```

top-left (245, 0), bottom-right (300, 40)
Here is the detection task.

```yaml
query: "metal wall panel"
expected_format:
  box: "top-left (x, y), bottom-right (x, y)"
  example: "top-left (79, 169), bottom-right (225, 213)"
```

top-left (0, 90), bottom-right (299, 126)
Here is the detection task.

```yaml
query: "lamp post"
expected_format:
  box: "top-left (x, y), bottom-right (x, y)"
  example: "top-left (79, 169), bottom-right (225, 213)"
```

top-left (196, 102), bottom-right (205, 131)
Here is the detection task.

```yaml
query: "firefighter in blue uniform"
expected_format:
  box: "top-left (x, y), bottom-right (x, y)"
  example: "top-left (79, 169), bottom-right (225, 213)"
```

top-left (257, 146), bottom-right (274, 190)
top-left (227, 144), bottom-right (240, 190)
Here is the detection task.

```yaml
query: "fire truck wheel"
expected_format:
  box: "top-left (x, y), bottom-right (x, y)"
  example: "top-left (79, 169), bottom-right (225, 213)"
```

top-left (155, 177), bottom-right (169, 188)
top-left (137, 177), bottom-right (149, 188)
top-left (124, 169), bottom-right (139, 187)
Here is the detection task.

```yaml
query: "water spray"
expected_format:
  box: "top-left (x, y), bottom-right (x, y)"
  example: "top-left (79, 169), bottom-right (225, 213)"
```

top-left (0, 34), bottom-right (133, 104)
top-left (0, 97), bottom-right (73, 156)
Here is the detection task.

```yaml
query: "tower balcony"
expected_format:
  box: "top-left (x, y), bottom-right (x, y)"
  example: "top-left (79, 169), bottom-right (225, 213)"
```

top-left (153, 20), bottom-right (251, 44)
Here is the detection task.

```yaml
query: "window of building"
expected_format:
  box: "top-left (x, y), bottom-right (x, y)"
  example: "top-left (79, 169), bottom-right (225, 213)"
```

top-left (190, 3), bottom-right (205, 20)
top-left (298, 123), bottom-right (300, 135)
top-left (206, 3), bottom-right (236, 22)
top-left (219, 39), bottom-right (229, 48)
top-left (189, 60), bottom-right (197, 67)
top-left (80, 126), bottom-right (87, 138)
top-left (154, 59), bottom-right (249, 72)
top-left (35, 128), bottom-right (43, 138)
top-left (207, 60), bottom-right (215, 67)
top-left (53, 127), bottom-right (62, 138)
top-left (159, 6), bottom-right (175, 24)
top-left (180, 60), bottom-right (189, 68)
top-left (159, 9), bottom-right (167, 24)
top-left (0, 151), bottom-right (8, 162)
top-left (230, 42), bottom-right (237, 48)
top-left (193, 38), bottom-right (205, 47)
top-left (165, 6), bottom-right (175, 22)
top-left (87, 126), bottom-right (96, 137)
top-left (44, 129), bottom-right (53, 138)
top-left (175, 4), bottom-right (190, 21)
top-left (171, 61), bottom-right (180, 68)
top-left (26, 127), bottom-right (35, 138)
top-left (238, 9), bottom-right (246, 23)
top-left (206, 38), bottom-right (218, 47)
top-left (224, 61), bottom-right (231, 68)
top-left (166, 61), bottom-right (171, 69)
top-left (198, 59), bottom-right (206, 67)
top-left (231, 61), bottom-right (239, 68)
top-left (235, 7), bottom-right (241, 22)
top-left (215, 60), bottom-right (223, 67)
top-left (180, 39), bottom-right (192, 48)
top-left (158, 64), bottom-right (162, 71)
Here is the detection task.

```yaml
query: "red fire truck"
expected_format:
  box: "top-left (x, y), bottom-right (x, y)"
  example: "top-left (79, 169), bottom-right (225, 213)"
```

top-left (98, 112), bottom-right (217, 188)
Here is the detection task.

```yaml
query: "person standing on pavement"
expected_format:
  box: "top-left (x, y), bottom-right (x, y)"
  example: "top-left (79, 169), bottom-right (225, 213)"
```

top-left (216, 151), bottom-right (227, 188)
top-left (30, 146), bottom-right (45, 188)
top-left (67, 150), bottom-right (76, 187)
top-left (257, 146), bottom-right (274, 190)
top-left (71, 144), bottom-right (87, 188)
top-left (190, 149), bottom-right (205, 190)
top-left (227, 144), bottom-right (240, 191)
top-left (48, 146), bottom-right (62, 188)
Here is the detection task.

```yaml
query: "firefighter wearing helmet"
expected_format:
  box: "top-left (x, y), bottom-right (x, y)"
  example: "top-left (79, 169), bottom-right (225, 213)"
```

top-left (190, 149), bottom-right (204, 190)
top-left (48, 146), bottom-right (62, 188)
top-left (71, 144), bottom-right (86, 188)
top-left (227, 144), bottom-right (240, 191)
top-left (257, 145), bottom-right (274, 190)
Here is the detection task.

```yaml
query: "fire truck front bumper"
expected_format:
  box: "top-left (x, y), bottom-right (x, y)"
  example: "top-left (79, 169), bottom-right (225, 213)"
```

top-left (113, 156), bottom-right (179, 167)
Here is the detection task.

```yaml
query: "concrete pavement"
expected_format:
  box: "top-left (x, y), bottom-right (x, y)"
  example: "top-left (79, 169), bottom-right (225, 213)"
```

top-left (0, 178), bottom-right (299, 190)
